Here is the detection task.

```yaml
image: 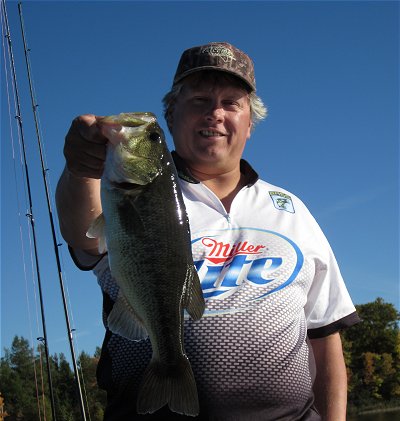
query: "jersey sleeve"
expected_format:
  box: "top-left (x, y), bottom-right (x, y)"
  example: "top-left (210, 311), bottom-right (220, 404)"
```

top-left (302, 211), bottom-right (361, 338)
top-left (68, 245), bottom-right (106, 271)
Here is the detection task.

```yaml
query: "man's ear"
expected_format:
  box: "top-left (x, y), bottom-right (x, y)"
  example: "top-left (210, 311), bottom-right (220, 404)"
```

top-left (247, 120), bottom-right (253, 139)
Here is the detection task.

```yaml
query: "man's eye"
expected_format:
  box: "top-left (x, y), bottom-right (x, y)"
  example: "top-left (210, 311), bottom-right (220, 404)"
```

top-left (192, 97), bottom-right (209, 103)
top-left (223, 100), bottom-right (241, 109)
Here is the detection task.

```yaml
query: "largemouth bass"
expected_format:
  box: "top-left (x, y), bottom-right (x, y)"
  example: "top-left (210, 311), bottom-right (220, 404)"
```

top-left (87, 112), bottom-right (205, 416)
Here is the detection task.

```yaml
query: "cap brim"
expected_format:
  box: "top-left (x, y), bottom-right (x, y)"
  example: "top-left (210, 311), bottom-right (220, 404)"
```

top-left (173, 66), bottom-right (255, 92)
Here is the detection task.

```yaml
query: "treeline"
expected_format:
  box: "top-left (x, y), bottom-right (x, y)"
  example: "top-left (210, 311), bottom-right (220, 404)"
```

top-left (341, 297), bottom-right (400, 414)
top-left (0, 338), bottom-right (106, 421)
top-left (1, 298), bottom-right (399, 420)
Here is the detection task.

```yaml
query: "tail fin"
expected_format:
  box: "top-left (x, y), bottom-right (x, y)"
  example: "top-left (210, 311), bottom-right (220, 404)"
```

top-left (136, 356), bottom-right (199, 416)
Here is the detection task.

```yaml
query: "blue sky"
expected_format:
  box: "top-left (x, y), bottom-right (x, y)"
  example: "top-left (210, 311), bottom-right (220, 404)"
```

top-left (1, 0), bottom-right (399, 362)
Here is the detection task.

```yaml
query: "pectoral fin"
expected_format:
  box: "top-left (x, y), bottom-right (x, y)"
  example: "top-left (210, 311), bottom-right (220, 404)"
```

top-left (86, 213), bottom-right (107, 254)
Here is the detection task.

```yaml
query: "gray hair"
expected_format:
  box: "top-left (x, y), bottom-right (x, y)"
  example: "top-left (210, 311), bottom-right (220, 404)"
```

top-left (162, 71), bottom-right (267, 133)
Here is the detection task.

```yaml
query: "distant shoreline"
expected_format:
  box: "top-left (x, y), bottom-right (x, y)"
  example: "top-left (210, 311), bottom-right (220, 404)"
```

top-left (352, 405), bottom-right (400, 416)
top-left (360, 406), bottom-right (400, 414)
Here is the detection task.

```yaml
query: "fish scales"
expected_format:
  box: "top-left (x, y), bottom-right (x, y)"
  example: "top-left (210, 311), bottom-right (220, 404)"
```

top-left (87, 112), bottom-right (205, 416)
top-left (105, 169), bottom-right (189, 354)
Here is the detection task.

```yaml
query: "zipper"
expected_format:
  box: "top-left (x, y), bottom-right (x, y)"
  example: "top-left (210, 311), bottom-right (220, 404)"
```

top-left (195, 182), bottom-right (249, 227)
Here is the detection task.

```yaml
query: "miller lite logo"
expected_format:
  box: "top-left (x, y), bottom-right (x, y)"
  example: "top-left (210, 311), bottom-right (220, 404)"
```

top-left (191, 228), bottom-right (304, 316)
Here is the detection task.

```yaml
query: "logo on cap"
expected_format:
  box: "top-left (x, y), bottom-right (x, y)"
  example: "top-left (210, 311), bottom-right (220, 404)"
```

top-left (201, 45), bottom-right (236, 63)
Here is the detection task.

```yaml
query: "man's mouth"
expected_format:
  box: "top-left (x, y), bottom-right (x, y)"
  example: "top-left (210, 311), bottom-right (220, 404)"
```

top-left (199, 130), bottom-right (226, 137)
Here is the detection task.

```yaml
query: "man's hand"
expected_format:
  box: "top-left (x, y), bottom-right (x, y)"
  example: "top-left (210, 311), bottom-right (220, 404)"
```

top-left (64, 114), bottom-right (108, 179)
top-left (56, 114), bottom-right (108, 254)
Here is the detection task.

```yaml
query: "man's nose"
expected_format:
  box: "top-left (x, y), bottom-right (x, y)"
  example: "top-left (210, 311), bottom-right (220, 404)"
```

top-left (205, 100), bottom-right (225, 122)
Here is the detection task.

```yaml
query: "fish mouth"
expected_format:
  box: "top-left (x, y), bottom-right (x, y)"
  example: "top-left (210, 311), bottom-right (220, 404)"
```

top-left (100, 112), bottom-right (156, 128)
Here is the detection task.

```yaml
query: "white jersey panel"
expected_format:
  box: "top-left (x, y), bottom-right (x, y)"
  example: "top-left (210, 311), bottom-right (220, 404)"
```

top-left (181, 178), bottom-right (357, 330)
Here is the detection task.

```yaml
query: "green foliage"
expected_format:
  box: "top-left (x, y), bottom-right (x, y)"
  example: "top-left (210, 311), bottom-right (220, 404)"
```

top-left (0, 336), bottom-right (48, 421)
top-left (51, 352), bottom-right (79, 420)
top-left (344, 297), bottom-right (399, 355)
top-left (78, 350), bottom-right (106, 420)
top-left (341, 298), bottom-right (400, 411)
top-left (0, 336), bottom-right (106, 421)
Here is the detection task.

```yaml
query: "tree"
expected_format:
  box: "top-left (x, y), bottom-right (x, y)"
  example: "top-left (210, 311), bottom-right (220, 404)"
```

top-left (50, 352), bottom-right (76, 420)
top-left (341, 298), bottom-right (400, 409)
top-left (0, 392), bottom-right (9, 420)
top-left (344, 298), bottom-right (399, 355)
top-left (1, 337), bottom-right (106, 420)
top-left (0, 336), bottom-right (49, 420)
top-left (78, 348), bottom-right (106, 421)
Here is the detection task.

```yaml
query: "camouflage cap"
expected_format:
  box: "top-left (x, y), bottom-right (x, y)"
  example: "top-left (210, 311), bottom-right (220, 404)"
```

top-left (172, 42), bottom-right (256, 92)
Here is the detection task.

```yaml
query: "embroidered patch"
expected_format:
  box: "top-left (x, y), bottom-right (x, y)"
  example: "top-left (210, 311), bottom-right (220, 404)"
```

top-left (269, 191), bottom-right (295, 213)
top-left (201, 45), bottom-right (236, 63)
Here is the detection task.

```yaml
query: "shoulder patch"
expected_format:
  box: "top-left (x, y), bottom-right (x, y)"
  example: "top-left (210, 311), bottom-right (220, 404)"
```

top-left (269, 191), bottom-right (295, 213)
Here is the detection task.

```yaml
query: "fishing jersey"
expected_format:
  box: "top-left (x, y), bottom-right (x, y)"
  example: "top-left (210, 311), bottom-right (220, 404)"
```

top-left (72, 156), bottom-right (359, 420)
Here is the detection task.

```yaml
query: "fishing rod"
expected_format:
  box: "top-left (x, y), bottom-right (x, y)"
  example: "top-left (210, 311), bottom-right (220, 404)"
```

top-left (1, 1), bottom-right (57, 419)
top-left (16, 2), bottom-right (88, 420)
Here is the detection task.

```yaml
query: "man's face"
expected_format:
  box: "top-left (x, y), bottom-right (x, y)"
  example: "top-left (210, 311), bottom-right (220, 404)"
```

top-left (170, 76), bottom-right (252, 176)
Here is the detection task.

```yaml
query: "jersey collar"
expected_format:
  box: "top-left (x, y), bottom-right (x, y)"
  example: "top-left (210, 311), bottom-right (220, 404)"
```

top-left (171, 151), bottom-right (259, 187)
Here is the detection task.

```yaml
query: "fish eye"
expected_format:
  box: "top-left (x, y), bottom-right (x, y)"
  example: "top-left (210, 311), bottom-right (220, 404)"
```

top-left (149, 131), bottom-right (161, 142)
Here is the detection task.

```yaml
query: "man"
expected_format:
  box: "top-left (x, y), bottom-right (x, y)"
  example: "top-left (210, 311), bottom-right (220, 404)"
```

top-left (56, 42), bottom-right (360, 421)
